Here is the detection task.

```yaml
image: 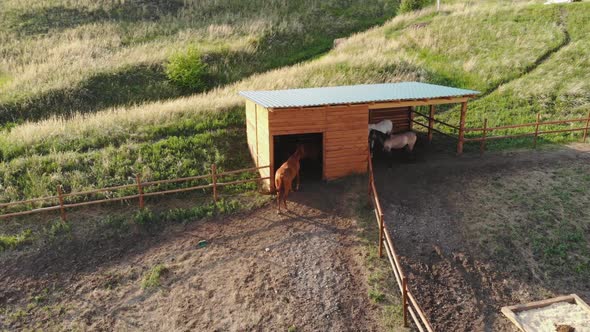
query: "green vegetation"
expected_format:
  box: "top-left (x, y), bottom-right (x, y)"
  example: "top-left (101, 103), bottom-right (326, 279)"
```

top-left (141, 264), bottom-right (169, 289)
top-left (0, 0), bottom-right (399, 123)
top-left (355, 192), bottom-right (409, 331)
top-left (399, 0), bottom-right (432, 13)
top-left (463, 161), bottom-right (590, 282)
top-left (1, 0), bottom-right (589, 204)
top-left (0, 229), bottom-right (33, 251)
top-left (165, 46), bottom-right (209, 91)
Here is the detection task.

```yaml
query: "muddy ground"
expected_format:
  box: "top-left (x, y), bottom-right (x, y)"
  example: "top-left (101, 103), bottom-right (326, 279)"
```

top-left (374, 142), bottom-right (590, 332)
top-left (0, 182), bottom-right (380, 331)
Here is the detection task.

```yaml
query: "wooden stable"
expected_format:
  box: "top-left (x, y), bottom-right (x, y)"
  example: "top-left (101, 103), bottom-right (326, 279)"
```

top-left (240, 82), bottom-right (479, 190)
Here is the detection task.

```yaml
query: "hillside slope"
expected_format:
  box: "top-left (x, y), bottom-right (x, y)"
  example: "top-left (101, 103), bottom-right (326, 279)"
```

top-left (0, 0), bottom-right (398, 122)
top-left (1, 0), bottom-right (589, 202)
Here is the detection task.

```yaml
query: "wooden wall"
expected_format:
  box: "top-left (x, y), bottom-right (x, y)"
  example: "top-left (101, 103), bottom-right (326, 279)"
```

top-left (369, 106), bottom-right (412, 133)
top-left (245, 100), bottom-right (272, 190)
top-left (267, 104), bottom-right (369, 182)
top-left (245, 100), bottom-right (257, 163)
top-left (324, 105), bottom-right (369, 179)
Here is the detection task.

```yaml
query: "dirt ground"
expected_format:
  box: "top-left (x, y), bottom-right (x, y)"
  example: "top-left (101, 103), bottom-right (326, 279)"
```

top-left (373, 142), bottom-right (590, 332)
top-left (0, 183), bottom-right (380, 331)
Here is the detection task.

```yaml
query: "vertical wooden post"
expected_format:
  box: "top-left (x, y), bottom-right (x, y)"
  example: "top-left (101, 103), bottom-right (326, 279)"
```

top-left (378, 213), bottom-right (384, 258)
top-left (480, 118), bottom-right (488, 154)
top-left (402, 277), bottom-right (409, 327)
top-left (533, 113), bottom-right (541, 148)
top-left (583, 111), bottom-right (590, 143)
top-left (57, 185), bottom-right (66, 222)
top-left (409, 107), bottom-right (415, 131)
top-left (136, 174), bottom-right (144, 209)
top-left (428, 105), bottom-right (435, 143)
top-left (457, 102), bottom-right (468, 155)
top-left (211, 164), bottom-right (218, 202)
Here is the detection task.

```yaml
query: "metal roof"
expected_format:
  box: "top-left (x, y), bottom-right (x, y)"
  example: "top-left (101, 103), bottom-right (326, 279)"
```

top-left (239, 82), bottom-right (479, 109)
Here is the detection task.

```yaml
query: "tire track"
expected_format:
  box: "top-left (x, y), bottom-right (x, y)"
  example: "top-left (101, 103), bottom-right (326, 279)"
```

top-left (477, 8), bottom-right (571, 99)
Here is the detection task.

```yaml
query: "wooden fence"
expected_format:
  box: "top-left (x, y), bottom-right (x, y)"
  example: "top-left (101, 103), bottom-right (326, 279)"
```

top-left (412, 110), bottom-right (590, 154)
top-left (368, 156), bottom-right (435, 332)
top-left (0, 165), bottom-right (270, 222)
top-left (464, 112), bottom-right (590, 153)
top-left (411, 108), bottom-right (460, 142)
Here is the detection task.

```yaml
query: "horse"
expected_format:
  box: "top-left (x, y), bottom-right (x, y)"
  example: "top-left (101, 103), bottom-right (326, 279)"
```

top-left (382, 131), bottom-right (417, 153)
top-left (369, 129), bottom-right (389, 152)
top-left (274, 145), bottom-right (305, 214)
top-left (370, 129), bottom-right (417, 167)
top-left (368, 119), bottom-right (393, 135)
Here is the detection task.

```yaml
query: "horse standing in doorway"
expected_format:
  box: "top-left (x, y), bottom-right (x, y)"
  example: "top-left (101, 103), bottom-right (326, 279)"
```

top-left (275, 145), bottom-right (305, 214)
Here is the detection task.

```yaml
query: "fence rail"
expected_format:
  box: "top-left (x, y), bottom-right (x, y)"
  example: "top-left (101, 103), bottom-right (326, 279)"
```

top-left (411, 109), bottom-right (460, 141)
top-left (368, 156), bottom-right (435, 332)
top-left (411, 109), bottom-right (590, 154)
top-left (464, 112), bottom-right (590, 153)
top-left (0, 164), bottom-right (270, 221)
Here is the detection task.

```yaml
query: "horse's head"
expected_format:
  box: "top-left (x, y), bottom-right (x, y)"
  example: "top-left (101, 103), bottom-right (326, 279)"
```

top-left (294, 144), bottom-right (305, 159)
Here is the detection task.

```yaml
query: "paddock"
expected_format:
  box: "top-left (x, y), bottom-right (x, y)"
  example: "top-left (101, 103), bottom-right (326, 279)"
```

top-left (240, 82), bottom-right (479, 190)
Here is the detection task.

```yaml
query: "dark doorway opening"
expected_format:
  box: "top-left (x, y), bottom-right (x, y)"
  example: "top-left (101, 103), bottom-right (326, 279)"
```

top-left (273, 133), bottom-right (323, 181)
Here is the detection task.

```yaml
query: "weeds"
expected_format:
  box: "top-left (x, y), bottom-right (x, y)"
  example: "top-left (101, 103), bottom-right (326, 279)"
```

top-left (48, 220), bottom-right (71, 238)
top-left (354, 190), bottom-right (408, 330)
top-left (141, 264), bottom-right (169, 289)
top-left (0, 229), bottom-right (33, 251)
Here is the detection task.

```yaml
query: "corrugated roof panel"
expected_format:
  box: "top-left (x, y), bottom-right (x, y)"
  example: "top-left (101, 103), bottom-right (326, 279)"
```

top-left (239, 82), bottom-right (479, 108)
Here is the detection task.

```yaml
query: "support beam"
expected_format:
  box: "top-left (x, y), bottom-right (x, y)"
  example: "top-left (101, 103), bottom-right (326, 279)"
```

top-left (457, 102), bottom-right (468, 155)
top-left (428, 105), bottom-right (435, 143)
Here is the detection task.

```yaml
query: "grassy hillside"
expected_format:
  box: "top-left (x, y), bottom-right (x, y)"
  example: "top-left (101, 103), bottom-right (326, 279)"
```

top-left (0, 0), bottom-right (398, 123)
top-left (1, 0), bottom-right (589, 203)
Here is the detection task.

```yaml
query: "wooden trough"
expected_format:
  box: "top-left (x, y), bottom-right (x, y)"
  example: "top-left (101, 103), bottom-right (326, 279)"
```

top-left (240, 82), bottom-right (479, 191)
top-left (502, 294), bottom-right (590, 332)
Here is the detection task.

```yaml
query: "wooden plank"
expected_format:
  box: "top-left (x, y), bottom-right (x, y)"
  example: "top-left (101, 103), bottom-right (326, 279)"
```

top-left (501, 294), bottom-right (590, 332)
top-left (368, 97), bottom-right (470, 109)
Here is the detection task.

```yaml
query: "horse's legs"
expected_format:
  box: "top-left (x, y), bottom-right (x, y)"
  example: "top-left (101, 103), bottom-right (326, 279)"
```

top-left (295, 171), bottom-right (300, 191)
top-left (276, 188), bottom-right (281, 214)
top-left (283, 187), bottom-right (290, 210)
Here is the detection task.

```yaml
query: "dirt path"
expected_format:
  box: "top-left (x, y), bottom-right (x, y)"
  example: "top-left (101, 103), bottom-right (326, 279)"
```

top-left (0, 183), bottom-right (378, 331)
top-left (373, 143), bottom-right (590, 332)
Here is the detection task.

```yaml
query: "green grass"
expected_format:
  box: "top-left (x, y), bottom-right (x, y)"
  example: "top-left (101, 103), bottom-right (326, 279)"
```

top-left (0, 0), bottom-right (399, 123)
top-left (1, 1), bottom-right (589, 204)
top-left (141, 264), bottom-right (169, 289)
top-left (0, 229), bottom-right (33, 251)
top-left (354, 191), bottom-right (409, 331)
top-left (463, 161), bottom-right (590, 282)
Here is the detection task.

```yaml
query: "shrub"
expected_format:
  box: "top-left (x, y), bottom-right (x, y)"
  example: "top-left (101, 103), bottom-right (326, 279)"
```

top-left (165, 47), bottom-right (208, 91)
top-left (141, 264), bottom-right (169, 289)
top-left (399, 0), bottom-right (430, 13)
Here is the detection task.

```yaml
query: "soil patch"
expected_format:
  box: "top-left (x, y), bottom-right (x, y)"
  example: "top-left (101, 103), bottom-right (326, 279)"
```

top-left (373, 143), bottom-right (590, 331)
top-left (0, 182), bottom-right (379, 331)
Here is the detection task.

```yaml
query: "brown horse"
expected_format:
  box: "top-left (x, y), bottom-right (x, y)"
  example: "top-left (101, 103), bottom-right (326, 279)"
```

top-left (274, 145), bottom-right (304, 214)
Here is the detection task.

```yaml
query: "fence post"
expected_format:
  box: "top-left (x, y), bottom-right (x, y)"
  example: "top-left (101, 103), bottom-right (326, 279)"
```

top-left (480, 118), bottom-right (488, 154)
top-left (57, 185), bottom-right (67, 222)
top-left (583, 111), bottom-right (590, 143)
top-left (533, 113), bottom-right (541, 148)
top-left (212, 164), bottom-right (218, 202)
top-left (428, 105), bottom-right (435, 143)
top-left (402, 277), bottom-right (409, 327)
top-left (378, 213), bottom-right (384, 258)
top-left (457, 102), bottom-right (468, 155)
top-left (136, 174), bottom-right (144, 209)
